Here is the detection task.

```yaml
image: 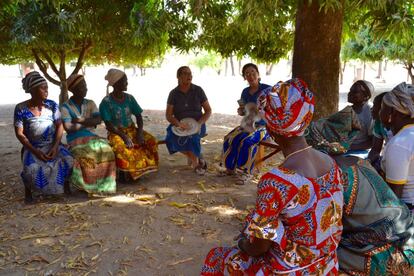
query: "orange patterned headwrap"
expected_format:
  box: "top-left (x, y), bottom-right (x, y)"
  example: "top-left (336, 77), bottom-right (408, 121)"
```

top-left (257, 78), bottom-right (315, 137)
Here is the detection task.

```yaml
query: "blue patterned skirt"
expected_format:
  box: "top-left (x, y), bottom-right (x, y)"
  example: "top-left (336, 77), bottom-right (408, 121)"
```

top-left (222, 126), bottom-right (268, 174)
top-left (21, 144), bottom-right (73, 195)
top-left (165, 124), bottom-right (206, 158)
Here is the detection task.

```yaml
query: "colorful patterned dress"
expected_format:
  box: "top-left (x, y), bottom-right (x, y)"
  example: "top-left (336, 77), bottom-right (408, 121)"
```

top-left (222, 83), bottom-right (270, 174)
top-left (61, 98), bottom-right (116, 194)
top-left (338, 159), bottom-right (414, 275)
top-left (99, 93), bottom-right (158, 180)
top-left (14, 100), bottom-right (73, 195)
top-left (202, 164), bottom-right (344, 275)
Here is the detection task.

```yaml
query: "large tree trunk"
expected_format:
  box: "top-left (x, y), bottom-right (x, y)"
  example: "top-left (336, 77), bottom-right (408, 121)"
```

top-left (230, 55), bottom-right (235, 76)
top-left (292, 0), bottom-right (344, 119)
top-left (376, 60), bottom-right (382, 79)
top-left (266, 63), bottom-right (274, 76)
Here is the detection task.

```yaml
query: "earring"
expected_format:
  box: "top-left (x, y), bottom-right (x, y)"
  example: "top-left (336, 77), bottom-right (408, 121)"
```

top-left (388, 115), bottom-right (392, 123)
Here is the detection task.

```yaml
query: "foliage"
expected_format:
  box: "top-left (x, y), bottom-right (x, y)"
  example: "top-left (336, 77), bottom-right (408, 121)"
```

top-left (190, 51), bottom-right (223, 73)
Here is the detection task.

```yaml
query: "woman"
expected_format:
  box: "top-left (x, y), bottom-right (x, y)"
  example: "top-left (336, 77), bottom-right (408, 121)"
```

top-left (367, 92), bottom-right (392, 172)
top-left (14, 71), bottom-right (73, 203)
top-left (99, 68), bottom-right (158, 181)
top-left (305, 109), bottom-right (414, 275)
top-left (165, 66), bottom-right (212, 175)
top-left (222, 63), bottom-right (270, 184)
top-left (347, 80), bottom-right (374, 155)
top-left (61, 74), bottom-right (116, 194)
top-left (380, 82), bottom-right (414, 211)
top-left (201, 79), bottom-right (343, 275)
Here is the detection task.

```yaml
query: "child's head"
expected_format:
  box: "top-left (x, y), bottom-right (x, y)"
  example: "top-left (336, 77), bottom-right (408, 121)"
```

top-left (371, 92), bottom-right (388, 120)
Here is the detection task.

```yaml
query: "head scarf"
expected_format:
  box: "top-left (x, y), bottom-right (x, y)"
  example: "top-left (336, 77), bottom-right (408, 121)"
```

top-left (352, 80), bottom-right (374, 99)
top-left (305, 106), bottom-right (361, 155)
top-left (105, 68), bottom-right (125, 86)
top-left (66, 74), bottom-right (84, 92)
top-left (257, 78), bottom-right (314, 137)
top-left (383, 82), bottom-right (414, 118)
top-left (22, 71), bottom-right (47, 93)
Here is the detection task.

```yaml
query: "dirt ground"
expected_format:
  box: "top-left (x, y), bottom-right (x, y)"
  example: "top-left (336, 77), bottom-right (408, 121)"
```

top-left (0, 106), bottom-right (283, 276)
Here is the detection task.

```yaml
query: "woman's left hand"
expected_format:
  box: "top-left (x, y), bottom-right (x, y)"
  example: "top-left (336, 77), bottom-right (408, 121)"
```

top-left (136, 131), bottom-right (145, 145)
top-left (45, 145), bottom-right (59, 160)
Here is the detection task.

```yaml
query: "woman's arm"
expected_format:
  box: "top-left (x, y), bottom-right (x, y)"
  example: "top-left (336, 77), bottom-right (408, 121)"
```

top-left (135, 113), bottom-right (144, 145)
top-left (198, 100), bottom-right (212, 125)
top-left (45, 122), bottom-right (64, 159)
top-left (14, 126), bottom-right (48, 161)
top-left (388, 183), bottom-right (404, 198)
top-left (103, 120), bottom-right (133, 148)
top-left (72, 115), bottom-right (101, 127)
top-left (238, 237), bottom-right (272, 257)
top-left (367, 136), bottom-right (384, 162)
top-left (166, 104), bottom-right (180, 127)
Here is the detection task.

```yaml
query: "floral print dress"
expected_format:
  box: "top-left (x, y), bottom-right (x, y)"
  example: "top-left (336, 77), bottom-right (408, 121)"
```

top-left (202, 163), bottom-right (344, 275)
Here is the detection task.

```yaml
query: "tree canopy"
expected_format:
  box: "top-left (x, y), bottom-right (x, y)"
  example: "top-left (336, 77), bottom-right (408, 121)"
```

top-left (1, 0), bottom-right (413, 112)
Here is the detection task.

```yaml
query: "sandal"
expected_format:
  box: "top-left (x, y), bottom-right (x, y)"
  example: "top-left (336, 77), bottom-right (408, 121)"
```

top-left (195, 159), bottom-right (207, 175)
top-left (235, 171), bottom-right (252, 185)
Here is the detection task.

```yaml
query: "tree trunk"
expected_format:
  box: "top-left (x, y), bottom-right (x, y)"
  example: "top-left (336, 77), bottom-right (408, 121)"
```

top-left (292, 0), bottom-right (344, 119)
top-left (230, 56), bottom-right (235, 76)
top-left (238, 59), bottom-right (242, 75)
top-left (376, 60), bottom-right (382, 79)
top-left (384, 59), bottom-right (388, 71)
top-left (339, 61), bottom-right (346, 85)
top-left (407, 63), bottom-right (414, 84)
top-left (225, 58), bottom-right (228, 76)
top-left (363, 61), bottom-right (366, 80)
top-left (266, 63), bottom-right (274, 75)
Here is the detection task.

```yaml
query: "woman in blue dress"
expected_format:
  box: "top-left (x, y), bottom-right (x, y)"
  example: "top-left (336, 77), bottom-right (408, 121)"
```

top-left (14, 71), bottom-right (73, 203)
top-left (222, 63), bottom-right (270, 184)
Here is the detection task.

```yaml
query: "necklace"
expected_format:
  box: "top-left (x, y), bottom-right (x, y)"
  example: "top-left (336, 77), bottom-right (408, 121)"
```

top-left (284, 145), bottom-right (312, 161)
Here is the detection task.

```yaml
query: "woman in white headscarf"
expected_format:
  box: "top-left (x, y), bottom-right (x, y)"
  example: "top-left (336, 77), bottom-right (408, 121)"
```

top-left (99, 69), bottom-right (158, 181)
top-left (380, 82), bottom-right (414, 212)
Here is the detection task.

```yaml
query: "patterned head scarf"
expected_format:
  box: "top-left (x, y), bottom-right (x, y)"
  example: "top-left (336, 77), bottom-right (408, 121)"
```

top-left (383, 82), bottom-right (414, 118)
top-left (305, 106), bottom-right (361, 155)
top-left (66, 74), bottom-right (84, 92)
top-left (351, 80), bottom-right (374, 99)
top-left (257, 78), bottom-right (314, 137)
top-left (22, 71), bottom-right (47, 93)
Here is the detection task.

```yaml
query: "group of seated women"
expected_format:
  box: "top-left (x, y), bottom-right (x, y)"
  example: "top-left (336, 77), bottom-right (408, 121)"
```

top-left (14, 65), bottom-right (414, 274)
top-left (201, 78), bottom-right (414, 275)
top-left (14, 66), bottom-right (211, 202)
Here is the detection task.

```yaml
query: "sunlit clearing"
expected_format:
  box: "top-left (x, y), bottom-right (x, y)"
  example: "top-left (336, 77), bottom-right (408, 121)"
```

top-left (104, 195), bottom-right (135, 203)
top-left (152, 187), bottom-right (176, 194)
top-left (206, 205), bottom-right (241, 216)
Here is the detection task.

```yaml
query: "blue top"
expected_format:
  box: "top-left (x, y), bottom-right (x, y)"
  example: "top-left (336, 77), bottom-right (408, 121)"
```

top-left (240, 83), bottom-right (271, 126)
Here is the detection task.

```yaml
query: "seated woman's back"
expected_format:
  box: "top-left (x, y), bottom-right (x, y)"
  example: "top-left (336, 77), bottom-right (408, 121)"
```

top-left (283, 148), bottom-right (334, 179)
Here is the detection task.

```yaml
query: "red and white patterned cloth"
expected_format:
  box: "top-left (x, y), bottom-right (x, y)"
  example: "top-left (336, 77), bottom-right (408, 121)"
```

top-left (201, 163), bottom-right (343, 275)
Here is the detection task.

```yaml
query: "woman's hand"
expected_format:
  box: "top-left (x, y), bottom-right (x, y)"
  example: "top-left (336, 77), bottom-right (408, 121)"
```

top-left (178, 122), bottom-right (190, 130)
top-left (45, 144), bottom-right (59, 160)
top-left (237, 106), bottom-right (245, 116)
top-left (136, 131), bottom-right (145, 146)
top-left (72, 117), bottom-right (85, 124)
top-left (33, 149), bottom-right (49, 162)
top-left (121, 133), bottom-right (134, 148)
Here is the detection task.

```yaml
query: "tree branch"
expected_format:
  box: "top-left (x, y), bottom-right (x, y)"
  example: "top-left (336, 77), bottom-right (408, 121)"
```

top-left (71, 40), bottom-right (92, 76)
top-left (39, 49), bottom-right (60, 76)
top-left (31, 49), bottom-right (60, 85)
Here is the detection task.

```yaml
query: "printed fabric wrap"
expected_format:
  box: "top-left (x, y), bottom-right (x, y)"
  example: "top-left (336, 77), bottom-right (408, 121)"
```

top-left (108, 125), bottom-right (158, 180)
top-left (201, 163), bottom-right (344, 275)
top-left (257, 78), bottom-right (314, 137)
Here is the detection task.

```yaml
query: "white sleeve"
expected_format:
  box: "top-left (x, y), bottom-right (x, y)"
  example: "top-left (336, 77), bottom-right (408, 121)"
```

top-left (384, 143), bottom-right (411, 185)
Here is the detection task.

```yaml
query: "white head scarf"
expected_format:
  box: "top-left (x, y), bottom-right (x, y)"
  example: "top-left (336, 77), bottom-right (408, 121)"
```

top-left (383, 82), bottom-right (414, 118)
top-left (105, 68), bottom-right (126, 94)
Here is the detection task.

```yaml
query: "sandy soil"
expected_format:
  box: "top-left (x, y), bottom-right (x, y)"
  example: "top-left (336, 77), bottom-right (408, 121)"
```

top-left (0, 106), bottom-right (283, 276)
